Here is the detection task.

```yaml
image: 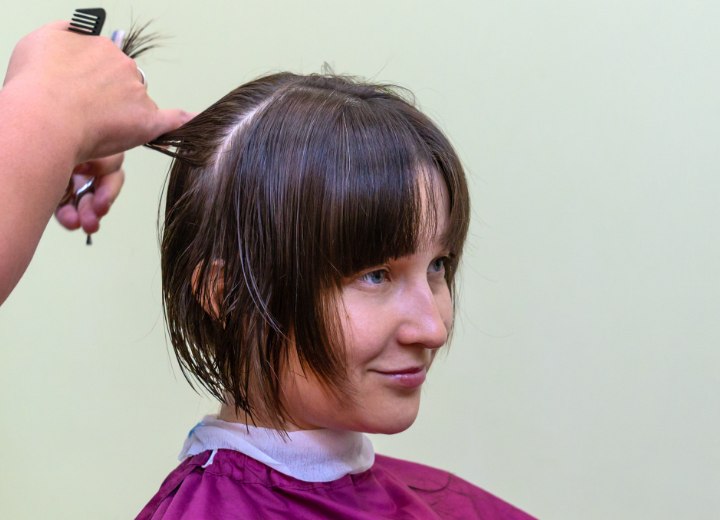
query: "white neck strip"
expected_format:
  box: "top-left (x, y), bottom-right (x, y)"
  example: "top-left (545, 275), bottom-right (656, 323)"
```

top-left (180, 415), bottom-right (375, 483)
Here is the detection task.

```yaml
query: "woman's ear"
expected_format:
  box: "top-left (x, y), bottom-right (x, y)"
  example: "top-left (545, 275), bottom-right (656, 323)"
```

top-left (191, 260), bottom-right (225, 320)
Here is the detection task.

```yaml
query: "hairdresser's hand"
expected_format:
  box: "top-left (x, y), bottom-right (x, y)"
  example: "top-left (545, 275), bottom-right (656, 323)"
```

top-left (3, 20), bottom-right (192, 164)
top-left (54, 154), bottom-right (125, 234)
top-left (0, 22), bottom-right (192, 305)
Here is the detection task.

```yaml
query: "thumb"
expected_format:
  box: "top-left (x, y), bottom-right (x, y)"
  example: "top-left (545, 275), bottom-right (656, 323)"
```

top-left (148, 109), bottom-right (195, 140)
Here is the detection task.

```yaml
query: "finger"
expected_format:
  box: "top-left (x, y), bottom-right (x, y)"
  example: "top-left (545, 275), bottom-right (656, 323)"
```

top-left (54, 171), bottom-right (90, 230)
top-left (91, 153), bottom-right (124, 176)
top-left (55, 203), bottom-right (81, 230)
top-left (76, 153), bottom-right (124, 177)
top-left (92, 168), bottom-right (125, 216)
top-left (148, 109), bottom-right (195, 139)
top-left (71, 154), bottom-right (124, 215)
top-left (77, 192), bottom-right (100, 234)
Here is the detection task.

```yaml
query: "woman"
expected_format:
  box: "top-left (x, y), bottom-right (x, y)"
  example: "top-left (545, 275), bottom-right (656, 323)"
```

top-left (139, 72), bottom-right (535, 519)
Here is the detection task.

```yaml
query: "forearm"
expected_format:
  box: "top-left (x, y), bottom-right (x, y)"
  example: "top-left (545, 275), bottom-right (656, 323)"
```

top-left (0, 82), bottom-right (81, 304)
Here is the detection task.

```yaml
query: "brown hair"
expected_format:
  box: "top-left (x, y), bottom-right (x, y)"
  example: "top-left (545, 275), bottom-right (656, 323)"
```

top-left (149, 73), bottom-right (470, 430)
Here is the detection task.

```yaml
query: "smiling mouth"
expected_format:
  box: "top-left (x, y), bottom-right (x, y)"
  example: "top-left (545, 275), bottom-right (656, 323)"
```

top-left (378, 366), bottom-right (424, 375)
top-left (373, 367), bottom-right (427, 388)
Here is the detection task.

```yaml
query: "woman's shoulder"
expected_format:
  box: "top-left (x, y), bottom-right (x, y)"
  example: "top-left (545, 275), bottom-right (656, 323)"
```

top-left (137, 449), bottom-right (536, 520)
top-left (137, 449), bottom-right (340, 520)
top-left (373, 454), bottom-right (537, 520)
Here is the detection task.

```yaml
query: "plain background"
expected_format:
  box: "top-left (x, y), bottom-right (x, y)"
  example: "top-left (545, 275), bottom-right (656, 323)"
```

top-left (2, 1), bottom-right (719, 518)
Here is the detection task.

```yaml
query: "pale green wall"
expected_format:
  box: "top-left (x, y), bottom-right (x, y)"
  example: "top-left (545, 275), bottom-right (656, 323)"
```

top-left (2, 1), bottom-right (719, 518)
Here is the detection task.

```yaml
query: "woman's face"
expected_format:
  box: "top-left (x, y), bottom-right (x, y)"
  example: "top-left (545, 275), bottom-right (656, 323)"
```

top-left (279, 177), bottom-right (454, 434)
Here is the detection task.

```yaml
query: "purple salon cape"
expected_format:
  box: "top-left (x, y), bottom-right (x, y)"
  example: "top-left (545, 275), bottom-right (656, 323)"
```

top-left (137, 449), bottom-right (535, 519)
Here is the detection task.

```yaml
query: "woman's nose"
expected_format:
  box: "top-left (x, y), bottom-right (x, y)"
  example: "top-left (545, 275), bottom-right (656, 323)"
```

top-left (396, 282), bottom-right (450, 350)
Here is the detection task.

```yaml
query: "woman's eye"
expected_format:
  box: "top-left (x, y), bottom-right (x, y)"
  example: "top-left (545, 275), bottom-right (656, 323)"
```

top-left (429, 257), bottom-right (447, 274)
top-left (360, 269), bottom-right (388, 285)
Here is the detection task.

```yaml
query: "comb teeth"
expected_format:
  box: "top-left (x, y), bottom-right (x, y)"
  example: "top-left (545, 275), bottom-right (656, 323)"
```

top-left (68, 8), bottom-right (106, 36)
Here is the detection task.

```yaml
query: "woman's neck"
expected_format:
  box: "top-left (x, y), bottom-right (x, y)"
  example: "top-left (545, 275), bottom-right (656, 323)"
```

top-left (218, 403), bottom-right (311, 431)
top-left (182, 414), bottom-right (375, 482)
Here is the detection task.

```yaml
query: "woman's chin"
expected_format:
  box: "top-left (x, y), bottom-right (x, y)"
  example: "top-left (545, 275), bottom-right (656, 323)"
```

top-left (358, 408), bottom-right (420, 435)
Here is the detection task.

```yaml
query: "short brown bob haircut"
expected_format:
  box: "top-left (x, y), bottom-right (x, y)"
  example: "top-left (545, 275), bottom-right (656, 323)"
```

top-left (149, 73), bottom-right (470, 430)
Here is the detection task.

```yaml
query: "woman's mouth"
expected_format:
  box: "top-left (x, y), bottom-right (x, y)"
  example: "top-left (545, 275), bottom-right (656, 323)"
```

top-left (372, 366), bottom-right (427, 389)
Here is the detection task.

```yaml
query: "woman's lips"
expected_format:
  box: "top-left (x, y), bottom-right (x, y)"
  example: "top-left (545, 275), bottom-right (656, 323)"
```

top-left (373, 366), bottom-right (427, 389)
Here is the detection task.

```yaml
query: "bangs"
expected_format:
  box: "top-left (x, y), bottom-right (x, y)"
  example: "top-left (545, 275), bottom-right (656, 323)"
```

top-left (326, 100), bottom-right (443, 275)
top-left (237, 83), bottom-right (469, 285)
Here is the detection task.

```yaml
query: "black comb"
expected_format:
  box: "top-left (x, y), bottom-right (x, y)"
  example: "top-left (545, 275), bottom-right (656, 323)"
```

top-left (68, 8), bottom-right (106, 36)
